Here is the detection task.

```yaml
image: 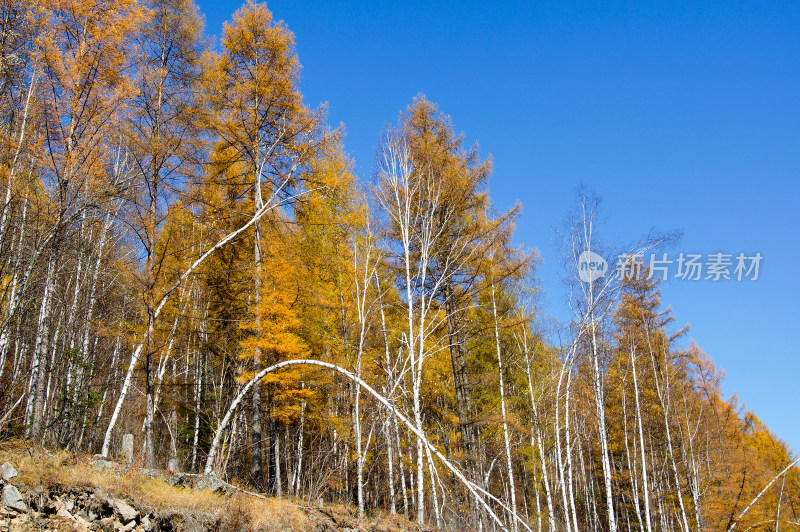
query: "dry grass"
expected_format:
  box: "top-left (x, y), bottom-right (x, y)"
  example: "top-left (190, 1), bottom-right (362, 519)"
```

top-left (0, 440), bottom-right (312, 531)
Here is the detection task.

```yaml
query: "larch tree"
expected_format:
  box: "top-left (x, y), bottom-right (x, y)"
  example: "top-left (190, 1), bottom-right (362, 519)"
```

top-left (122, 0), bottom-right (205, 469)
top-left (27, 0), bottom-right (147, 442)
top-left (206, 0), bottom-right (323, 490)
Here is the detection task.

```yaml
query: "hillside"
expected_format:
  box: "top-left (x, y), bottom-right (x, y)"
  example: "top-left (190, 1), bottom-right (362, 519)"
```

top-left (0, 443), bottom-right (421, 532)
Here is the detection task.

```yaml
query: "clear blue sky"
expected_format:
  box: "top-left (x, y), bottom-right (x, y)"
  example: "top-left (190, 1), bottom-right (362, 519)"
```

top-left (196, 0), bottom-right (800, 452)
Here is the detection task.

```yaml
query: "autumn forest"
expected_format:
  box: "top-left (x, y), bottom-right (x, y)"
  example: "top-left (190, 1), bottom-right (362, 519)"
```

top-left (0, 0), bottom-right (797, 530)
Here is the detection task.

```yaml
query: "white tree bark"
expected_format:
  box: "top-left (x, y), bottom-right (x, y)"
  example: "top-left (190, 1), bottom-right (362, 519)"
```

top-left (629, 341), bottom-right (653, 532)
top-left (27, 257), bottom-right (56, 440)
top-left (519, 329), bottom-right (555, 532)
top-left (491, 280), bottom-right (518, 532)
top-left (100, 180), bottom-right (315, 456)
top-left (351, 231), bottom-right (377, 520)
top-left (204, 358), bottom-right (515, 531)
top-left (727, 458), bottom-right (800, 531)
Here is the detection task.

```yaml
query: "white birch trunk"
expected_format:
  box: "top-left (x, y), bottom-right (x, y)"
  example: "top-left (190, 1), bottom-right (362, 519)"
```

top-left (205, 359), bottom-right (511, 531)
top-left (28, 256), bottom-right (56, 440)
top-left (491, 281), bottom-right (518, 532)
top-left (520, 331), bottom-right (555, 532)
top-left (100, 184), bottom-right (302, 457)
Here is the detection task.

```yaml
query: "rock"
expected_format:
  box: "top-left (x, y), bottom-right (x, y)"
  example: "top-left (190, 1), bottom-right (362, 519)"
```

top-left (113, 499), bottom-right (138, 523)
top-left (312, 521), bottom-right (336, 532)
top-left (92, 459), bottom-right (115, 471)
top-left (73, 513), bottom-right (92, 530)
top-left (196, 473), bottom-right (226, 493)
top-left (181, 514), bottom-right (205, 532)
top-left (88, 487), bottom-right (114, 518)
top-left (0, 462), bottom-right (17, 482)
top-left (55, 504), bottom-right (74, 520)
top-left (7, 513), bottom-right (31, 528)
top-left (121, 434), bottom-right (134, 467)
top-left (166, 473), bottom-right (188, 487)
top-left (141, 514), bottom-right (152, 531)
top-left (1, 484), bottom-right (27, 512)
top-left (93, 486), bottom-right (111, 505)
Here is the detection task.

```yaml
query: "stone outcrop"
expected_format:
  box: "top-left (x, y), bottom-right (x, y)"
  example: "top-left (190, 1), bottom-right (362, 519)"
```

top-left (0, 459), bottom-right (426, 531)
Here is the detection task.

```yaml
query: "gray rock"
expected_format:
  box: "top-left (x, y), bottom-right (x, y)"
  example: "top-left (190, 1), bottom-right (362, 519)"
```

top-left (0, 462), bottom-right (17, 482)
top-left (93, 486), bottom-right (111, 504)
top-left (113, 498), bottom-right (138, 523)
top-left (196, 473), bottom-right (226, 493)
top-left (181, 514), bottom-right (205, 532)
top-left (141, 514), bottom-right (153, 531)
top-left (92, 459), bottom-right (115, 471)
top-left (89, 486), bottom-right (114, 518)
top-left (1, 484), bottom-right (27, 512)
top-left (166, 473), bottom-right (188, 487)
top-left (73, 513), bottom-right (92, 529)
top-left (312, 522), bottom-right (336, 532)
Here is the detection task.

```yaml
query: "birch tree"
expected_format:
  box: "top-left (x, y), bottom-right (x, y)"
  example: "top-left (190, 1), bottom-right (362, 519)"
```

top-left (27, 0), bottom-right (147, 441)
top-left (123, 0), bottom-right (205, 468)
top-left (206, 0), bottom-right (323, 489)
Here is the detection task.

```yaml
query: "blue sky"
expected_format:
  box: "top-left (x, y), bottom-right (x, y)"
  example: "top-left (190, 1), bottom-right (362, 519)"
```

top-left (196, 0), bottom-right (800, 452)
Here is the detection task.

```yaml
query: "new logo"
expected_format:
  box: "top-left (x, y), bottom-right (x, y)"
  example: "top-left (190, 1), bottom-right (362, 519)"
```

top-left (578, 250), bottom-right (607, 283)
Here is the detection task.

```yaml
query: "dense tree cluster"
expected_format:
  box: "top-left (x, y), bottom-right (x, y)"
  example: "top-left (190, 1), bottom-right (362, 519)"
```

top-left (0, 0), bottom-right (796, 530)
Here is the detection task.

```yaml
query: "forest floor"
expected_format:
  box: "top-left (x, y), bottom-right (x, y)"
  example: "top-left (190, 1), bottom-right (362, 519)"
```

top-left (0, 440), bottom-right (425, 531)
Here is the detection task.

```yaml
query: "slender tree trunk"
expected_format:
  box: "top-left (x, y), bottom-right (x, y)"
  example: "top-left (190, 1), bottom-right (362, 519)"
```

top-left (250, 158), bottom-right (267, 488)
top-left (564, 370), bottom-right (580, 532)
top-left (555, 359), bottom-right (573, 532)
top-left (589, 312), bottom-right (617, 532)
top-left (631, 343), bottom-right (653, 532)
top-left (91, 336), bottom-right (120, 451)
top-left (294, 398), bottom-right (305, 496)
top-left (646, 331), bottom-right (690, 532)
top-left (444, 283), bottom-right (475, 468)
top-left (375, 273), bottom-right (397, 515)
top-left (191, 346), bottom-right (202, 472)
top-left (144, 310), bottom-right (157, 468)
top-left (521, 332), bottom-right (555, 532)
top-left (396, 414), bottom-right (409, 515)
top-left (0, 197), bottom-right (28, 376)
top-left (622, 375), bottom-right (644, 531)
top-left (355, 375), bottom-right (365, 519)
top-left (274, 415), bottom-right (282, 497)
top-left (29, 256), bottom-right (57, 441)
top-left (425, 439), bottom-right (442, 528)
top-left (491, 281), bottom-right (518, 532)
